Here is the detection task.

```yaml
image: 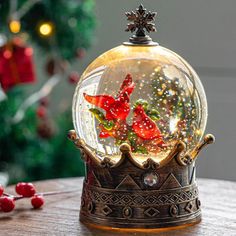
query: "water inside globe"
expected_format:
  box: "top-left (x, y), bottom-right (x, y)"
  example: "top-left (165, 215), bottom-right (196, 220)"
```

top-left (72, 45), bottom-right (207, 164)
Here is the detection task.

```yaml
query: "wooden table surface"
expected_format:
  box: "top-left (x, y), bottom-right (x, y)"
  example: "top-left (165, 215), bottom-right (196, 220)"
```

top-left (0, 178), bottom-right (235, 236)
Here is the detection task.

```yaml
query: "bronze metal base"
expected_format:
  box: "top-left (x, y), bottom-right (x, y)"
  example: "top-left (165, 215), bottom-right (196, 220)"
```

top-left (81, 218), bottom-right (201, 232)
top-left (68, 130), bottom-right (214, 229)
top-left (80, 215), bottom-right (201, 230)
top-left (80, 181), bottom-right (201, 229)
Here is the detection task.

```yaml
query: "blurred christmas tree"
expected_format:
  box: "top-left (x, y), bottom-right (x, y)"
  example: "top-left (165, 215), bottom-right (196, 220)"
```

top-left (0, 0), bottom-right (96, 183)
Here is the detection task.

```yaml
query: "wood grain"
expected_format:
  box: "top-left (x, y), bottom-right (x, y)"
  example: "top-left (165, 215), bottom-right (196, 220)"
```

top-left (0, 178), bottom-right (235, 236)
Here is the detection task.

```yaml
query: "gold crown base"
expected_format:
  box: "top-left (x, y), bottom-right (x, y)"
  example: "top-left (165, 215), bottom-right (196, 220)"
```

top-left (67, 130), bottom-right (214, 229)
top-left (80, 181), bottom-right (201, 229)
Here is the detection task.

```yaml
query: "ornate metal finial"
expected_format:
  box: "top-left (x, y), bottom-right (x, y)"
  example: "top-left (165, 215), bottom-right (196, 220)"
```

top-left (124, 4), bottom-right (158, 46)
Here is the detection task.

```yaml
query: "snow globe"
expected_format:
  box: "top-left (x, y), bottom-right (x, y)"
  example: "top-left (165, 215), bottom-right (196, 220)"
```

top-left (69, 4), bottom-right (214, 230)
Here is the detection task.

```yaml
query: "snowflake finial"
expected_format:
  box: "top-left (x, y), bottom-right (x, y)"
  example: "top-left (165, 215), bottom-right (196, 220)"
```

top-left (124, 4), bottom-right (158, 45)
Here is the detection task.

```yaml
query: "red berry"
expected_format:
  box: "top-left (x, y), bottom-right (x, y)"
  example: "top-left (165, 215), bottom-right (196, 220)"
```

top-left (15, 182), bottom-right (26, 195)
top-left (0, 197), bottom-right (15, 212)
top-left (36, 106), bottom-right (47, 118)
top-left (23, 183), bottom-right (36, 197)
top-left (31, 195), bottom-right (44, 209)
top-left (0, 185), bottom-right (4, 196)
top-left (15, 182), bottom-right (36, 197)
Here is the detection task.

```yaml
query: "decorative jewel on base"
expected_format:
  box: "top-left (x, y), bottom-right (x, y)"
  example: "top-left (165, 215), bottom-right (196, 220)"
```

top-left (143, 172), bottom-right (159, 187)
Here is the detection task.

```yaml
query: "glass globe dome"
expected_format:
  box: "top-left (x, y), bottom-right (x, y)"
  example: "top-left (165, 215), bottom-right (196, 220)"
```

top-left (72, 45), bottom-right (207, 163)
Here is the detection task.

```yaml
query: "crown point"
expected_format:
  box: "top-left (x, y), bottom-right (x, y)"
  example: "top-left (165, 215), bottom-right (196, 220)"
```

top-left (176, 140), bottom-right (186, 152)
top-left (75, 138), bottom-right (85, 148)
top-left (67, 130), bottom-right (77, 141)
top-left (120, 143), bottom-right (131, 153)
top-left (204, 134), bottom-right (215, 144)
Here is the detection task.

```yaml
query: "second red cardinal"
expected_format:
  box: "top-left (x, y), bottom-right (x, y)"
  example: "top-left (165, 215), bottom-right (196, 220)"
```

top-left (132, 105), bottom-right (162, 140)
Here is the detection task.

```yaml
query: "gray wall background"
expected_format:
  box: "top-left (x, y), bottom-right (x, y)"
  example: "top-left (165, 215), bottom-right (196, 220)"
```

top-left (69, 0), bottom-right (236, 181)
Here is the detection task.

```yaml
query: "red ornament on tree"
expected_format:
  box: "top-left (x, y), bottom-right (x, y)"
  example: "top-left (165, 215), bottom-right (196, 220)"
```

top-left (0, 38), bottom-right (36, 91)
top-left (36, 106), bottom-right (47, 119)
top-left (37, 120), bottom-right (54, 139)
top-left (76, 48), bottom-right (86, 59)
top-left (68, 71), bottom-right (80, 84)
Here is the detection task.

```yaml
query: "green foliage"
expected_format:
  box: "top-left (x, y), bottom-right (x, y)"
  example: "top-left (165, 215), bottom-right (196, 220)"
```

top-left (135, 145), bottom-right (148, 154)
top-left (134, 99), bottom-right (160, 120)
top-left (89, 108), bottom-right (105, 123)
top-left (0, 0), bottom-right (96, 60)
top-left (0, 0), bottom-right (96, 183)
top-left (0, 88), bottom-right (84, 184)
top-left (89, 108), bottom-right (115, 131)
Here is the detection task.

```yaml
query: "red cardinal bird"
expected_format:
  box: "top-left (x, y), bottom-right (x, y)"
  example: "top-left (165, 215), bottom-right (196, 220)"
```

top-left (84, 74), bottom-right (134, 121)
top-left (132, 105), bottom-right (163, 140)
